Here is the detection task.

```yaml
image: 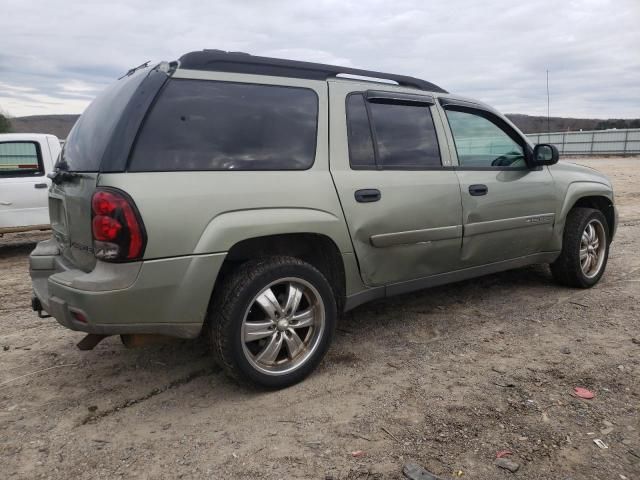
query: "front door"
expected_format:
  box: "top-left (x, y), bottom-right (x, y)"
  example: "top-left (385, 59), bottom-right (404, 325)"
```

top-left (329, 82), bottom-right (463, 286)
top-left (0, 140), bottom-right (51, 230)
top-left (439, 102), bottom-right (558, 267)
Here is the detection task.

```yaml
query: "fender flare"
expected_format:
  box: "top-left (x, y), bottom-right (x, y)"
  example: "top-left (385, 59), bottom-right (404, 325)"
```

top-left (550, 181), bottom-right (615, 250)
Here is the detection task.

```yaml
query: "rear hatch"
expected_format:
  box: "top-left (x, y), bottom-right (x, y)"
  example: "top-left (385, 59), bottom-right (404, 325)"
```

top-left (49, 174), bottom-right (99, 272)
top-left (50, 66), bottom-right (161, 272)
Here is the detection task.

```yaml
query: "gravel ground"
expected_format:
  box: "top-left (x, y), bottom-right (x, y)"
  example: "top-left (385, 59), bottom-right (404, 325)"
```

top-left (1, 157), bottom-right (638, 480)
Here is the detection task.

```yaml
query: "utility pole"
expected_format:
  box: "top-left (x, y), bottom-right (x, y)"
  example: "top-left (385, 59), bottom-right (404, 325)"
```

top-left (546, 69), bottom-right (550, 134)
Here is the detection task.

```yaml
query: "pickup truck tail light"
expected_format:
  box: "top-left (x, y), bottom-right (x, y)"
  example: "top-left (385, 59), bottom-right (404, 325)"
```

top-left (91, 188), bottom-right (146, 261)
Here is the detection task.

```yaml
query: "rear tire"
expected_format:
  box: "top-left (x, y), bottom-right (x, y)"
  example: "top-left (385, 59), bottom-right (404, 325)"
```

top-left (207, 256), bottom-right (336, 388)
top-left (550, 207), bottom-right (609, 288)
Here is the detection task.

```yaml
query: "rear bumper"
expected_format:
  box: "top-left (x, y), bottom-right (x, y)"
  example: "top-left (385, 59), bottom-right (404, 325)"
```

top-left (30, 239), bottom-right (226, 339)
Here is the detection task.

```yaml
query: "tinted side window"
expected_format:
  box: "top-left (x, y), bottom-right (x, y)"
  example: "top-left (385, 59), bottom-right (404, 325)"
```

top-left (346, 94), bottom-right (375, 168)
top-left (130, 79), bottom-right (318, 171)
top-left (0, 142), bottom-right (43, 177)
top-left (445, 109), bottom-right (525, 168)
top-left (369, 101), bottom-right (441, 168)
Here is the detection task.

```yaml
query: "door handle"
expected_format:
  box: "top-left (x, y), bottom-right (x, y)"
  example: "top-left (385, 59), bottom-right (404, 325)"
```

top-left (468, 184), bottom-right (488, 196)
top-left (354, 189), bottom-right (381, 203)
top-left (34, 183), bottom-right (48, 189)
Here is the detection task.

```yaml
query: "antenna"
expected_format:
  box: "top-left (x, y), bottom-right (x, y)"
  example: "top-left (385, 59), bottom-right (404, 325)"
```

top-left (546, 69), bottom-right (550, 135)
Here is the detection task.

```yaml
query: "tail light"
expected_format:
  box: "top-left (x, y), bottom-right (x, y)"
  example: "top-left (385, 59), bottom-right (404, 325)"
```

top-left (91, 188), bottom-right (146, 261)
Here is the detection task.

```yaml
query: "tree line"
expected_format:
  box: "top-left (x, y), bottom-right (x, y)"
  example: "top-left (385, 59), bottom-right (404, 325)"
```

top-left (0, 113), bottom-right (10, 133)
top-left (506, 114), bottom-right (640, 134)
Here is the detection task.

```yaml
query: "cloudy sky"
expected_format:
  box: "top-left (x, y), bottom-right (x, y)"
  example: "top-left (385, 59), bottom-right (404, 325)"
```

top-left (1, 0), bottom-right (638, 118)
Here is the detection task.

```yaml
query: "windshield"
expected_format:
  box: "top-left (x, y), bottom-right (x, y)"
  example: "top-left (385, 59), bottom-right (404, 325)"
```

top-left (59, 67), bottom-right (150, 172)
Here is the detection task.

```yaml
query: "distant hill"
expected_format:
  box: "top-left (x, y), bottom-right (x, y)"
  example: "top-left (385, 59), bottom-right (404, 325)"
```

top-left (9, 115), bottom-right (79, 139)
top-left (7, 113), bottom-right (640, 139)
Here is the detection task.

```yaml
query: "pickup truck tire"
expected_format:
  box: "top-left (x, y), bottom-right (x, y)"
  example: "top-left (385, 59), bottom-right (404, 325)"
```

top-left (551, 207), bottom-right (609, 288)
top-left (207, 256), bottom-right (337, 388)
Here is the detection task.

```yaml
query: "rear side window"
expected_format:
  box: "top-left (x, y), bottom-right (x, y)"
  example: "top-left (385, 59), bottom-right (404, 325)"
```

top-left (129, 79), bottom-right (319, 171)
top-left (0, 141), bottom-right (43, 177)
top-left (369, 102), bottom-right (441, 168)
top-left (345, 93), bottom-right (441, 169)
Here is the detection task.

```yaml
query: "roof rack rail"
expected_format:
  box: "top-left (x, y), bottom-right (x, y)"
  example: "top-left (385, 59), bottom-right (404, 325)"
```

top-left (177, 50), bottom-right (448, 94)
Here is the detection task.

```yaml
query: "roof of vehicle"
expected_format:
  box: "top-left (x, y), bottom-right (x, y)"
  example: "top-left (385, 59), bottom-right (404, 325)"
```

top-left (177, 50), bottom-right (448, 94)
top-left (0, 133), bottom-right (59, 141)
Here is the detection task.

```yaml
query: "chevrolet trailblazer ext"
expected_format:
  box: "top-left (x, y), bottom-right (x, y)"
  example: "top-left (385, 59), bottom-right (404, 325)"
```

top-left (30, 50), bottom-right (616, 388)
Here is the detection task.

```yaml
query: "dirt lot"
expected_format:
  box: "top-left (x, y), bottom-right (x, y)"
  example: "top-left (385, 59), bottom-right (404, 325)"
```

top-left (1, 157), bottom-right (638, 480)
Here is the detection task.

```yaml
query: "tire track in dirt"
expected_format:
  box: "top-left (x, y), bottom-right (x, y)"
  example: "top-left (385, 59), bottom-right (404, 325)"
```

top-left (79, 367), bottom-right (219, 425)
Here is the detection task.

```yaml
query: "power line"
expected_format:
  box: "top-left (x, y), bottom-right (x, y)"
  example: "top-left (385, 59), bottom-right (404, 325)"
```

top-left (546, 69), bottom-right (550, 134)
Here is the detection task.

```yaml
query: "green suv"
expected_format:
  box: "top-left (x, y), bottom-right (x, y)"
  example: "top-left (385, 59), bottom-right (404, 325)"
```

top-left (30, 50), bottom-right (617, 388)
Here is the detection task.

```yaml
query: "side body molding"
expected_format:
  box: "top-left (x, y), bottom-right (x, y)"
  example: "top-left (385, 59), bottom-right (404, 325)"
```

top-left (370, 225), bottom-right (462, 248)
top-left (465, 213), bottom-right (555, 237)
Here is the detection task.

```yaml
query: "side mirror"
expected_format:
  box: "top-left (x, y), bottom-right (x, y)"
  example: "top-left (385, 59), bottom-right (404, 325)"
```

top-left (532, 144), bottom-right (559, 166)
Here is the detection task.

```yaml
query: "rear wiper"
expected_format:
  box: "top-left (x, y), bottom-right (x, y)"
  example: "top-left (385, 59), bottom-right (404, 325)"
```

top-left (118, 61), bottom-right (151, 80)
top-left (48, 170), bottom-right (80, 184)
top-left (48, 162), bottom-right (81, 184)
top-left (48, 150), bottom-right (82, 184)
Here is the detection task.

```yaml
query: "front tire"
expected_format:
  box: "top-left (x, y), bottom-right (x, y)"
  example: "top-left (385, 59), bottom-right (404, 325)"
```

top-left (551, 207), bottom-right (610, 288)
top-left (207, 256), bottom-right (336, 388)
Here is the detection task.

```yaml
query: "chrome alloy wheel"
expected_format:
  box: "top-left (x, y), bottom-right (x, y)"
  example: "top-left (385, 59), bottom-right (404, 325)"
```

top-left (241, 277), bottom-right (325, 376)
top-left (580, 219), bottom-right (606, 278)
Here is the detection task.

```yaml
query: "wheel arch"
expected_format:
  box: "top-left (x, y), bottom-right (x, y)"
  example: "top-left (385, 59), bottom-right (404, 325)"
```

top-left (213, 232), bottom-right (347, 313)
top-left (551, 182), bottom-right (616, 250)
top-left (570, 195), bottom-right (616, 240)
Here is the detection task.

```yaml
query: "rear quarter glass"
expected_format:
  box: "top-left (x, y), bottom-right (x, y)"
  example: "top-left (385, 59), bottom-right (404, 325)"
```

top-left (61, 67), bottom-right (151, 172)
top-left (128, 79), bottom-right (319, 171)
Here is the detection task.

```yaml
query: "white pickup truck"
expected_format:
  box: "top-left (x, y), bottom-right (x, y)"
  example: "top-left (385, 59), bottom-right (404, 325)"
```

top-left (0, 133), bottom-right (61, 235)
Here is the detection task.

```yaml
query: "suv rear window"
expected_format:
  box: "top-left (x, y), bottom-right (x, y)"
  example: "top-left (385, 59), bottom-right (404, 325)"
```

top-left (128, 79), bottom-right (318, 171)
top-left (61, 67), bottom-right (150, 172)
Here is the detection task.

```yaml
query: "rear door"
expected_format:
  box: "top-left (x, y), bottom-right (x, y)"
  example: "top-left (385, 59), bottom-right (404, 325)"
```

top-left (329, 82), bottom-right (463, 286)
top-left (0, 139), bottom-right (51, 230)
top-left (438, 100), bottom-right (558, 267)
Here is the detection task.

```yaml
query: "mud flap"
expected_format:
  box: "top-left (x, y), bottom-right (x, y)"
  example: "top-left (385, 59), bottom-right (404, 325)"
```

top-left (77, 334), bottom-right (109, 351)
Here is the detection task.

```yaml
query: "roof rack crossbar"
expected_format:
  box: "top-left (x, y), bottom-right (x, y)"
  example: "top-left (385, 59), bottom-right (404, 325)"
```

top-left (177, 50), bottom-right (448, 94)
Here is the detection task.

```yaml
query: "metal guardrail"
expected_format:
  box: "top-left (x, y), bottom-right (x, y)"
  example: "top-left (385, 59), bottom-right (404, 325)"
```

top-left (526, 128), bottom-right (640, 155)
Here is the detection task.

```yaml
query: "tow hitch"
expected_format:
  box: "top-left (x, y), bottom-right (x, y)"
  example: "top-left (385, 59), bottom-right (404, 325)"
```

top-left (31, 296), bottom-right (51, 319)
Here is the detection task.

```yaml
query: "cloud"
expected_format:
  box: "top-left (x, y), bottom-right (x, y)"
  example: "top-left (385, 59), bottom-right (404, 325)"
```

top-left (0, 0), bottom-right (638, 118)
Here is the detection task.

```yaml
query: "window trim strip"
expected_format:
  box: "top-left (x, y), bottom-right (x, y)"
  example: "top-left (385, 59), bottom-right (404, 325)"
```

top-left (365, 90), bottom-right (435, 106)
